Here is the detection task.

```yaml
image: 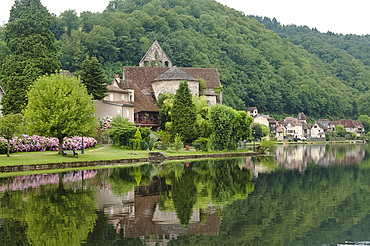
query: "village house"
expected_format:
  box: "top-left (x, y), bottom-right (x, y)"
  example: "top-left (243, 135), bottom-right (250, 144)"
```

top-left (247, 107), bottom-right (258, 117)
top-left (94, 75), bottom-right (135, 122)
top-left (114, 40), bottom-right (222, 129)
top-left (334, 119), bottom-right (365, 137)
top-left (253, 114), bottom-right (277, 134)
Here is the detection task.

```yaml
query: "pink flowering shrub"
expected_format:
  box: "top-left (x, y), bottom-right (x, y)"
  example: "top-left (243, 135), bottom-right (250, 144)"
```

top-left (0, 135), bottom-right (97, 154)
top-left (98, 117), bottom-right (112, 130)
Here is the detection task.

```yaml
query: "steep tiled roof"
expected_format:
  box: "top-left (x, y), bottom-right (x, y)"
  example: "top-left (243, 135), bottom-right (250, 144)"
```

top-left (338, 119), bottom-right (356, 128)
top-left (153, 67), bottom-right (198, 82)
top-left (125, 79), bottom-right (159, 113)
top-left (123, 67), bottom-right (221, 89)
top-left (106, 85), bottom-right (129, 93)
top-left (297, 112), bottom-right (307, 121)
top-left (121, 66), bottom-right (221, 113)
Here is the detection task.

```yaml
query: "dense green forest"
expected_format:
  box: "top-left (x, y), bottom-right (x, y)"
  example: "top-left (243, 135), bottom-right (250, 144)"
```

top-left (1, 0), bottom-right (370, 118)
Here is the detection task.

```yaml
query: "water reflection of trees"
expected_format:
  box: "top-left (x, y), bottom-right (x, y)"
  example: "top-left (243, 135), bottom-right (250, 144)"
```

top-left (169, 164), bottom-right (370, 245)
top-left (0, 173), bottom-right (97, 246)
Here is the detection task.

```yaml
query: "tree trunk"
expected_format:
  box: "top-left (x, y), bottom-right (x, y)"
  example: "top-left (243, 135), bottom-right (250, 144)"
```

top-left (58, 136), bottom-right (63, 154)
top-left (6, 139), bottom-right (10, 157)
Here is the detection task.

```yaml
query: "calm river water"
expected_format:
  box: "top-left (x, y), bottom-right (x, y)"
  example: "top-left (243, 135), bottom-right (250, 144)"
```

top-left (1, 144), bottom-right (370, 246)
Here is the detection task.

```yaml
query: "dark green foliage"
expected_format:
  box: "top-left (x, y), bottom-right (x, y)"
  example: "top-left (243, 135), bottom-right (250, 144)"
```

top-left (193, 137), bottom-right (209, 152)
top-left (171, 81), bottom-right (197, 143)
top-left (1, 0), bottom-right (60, 114)
top-left (27, 0), bottom-right (370, 119)
top-left (158, 93), bottom-right (175, 130)
top-left (252, 124), bottom-right (268, 140)
top-left (335, 124), bottom-right (347, 137)
top-left (233, 111), bottom-right (253, 141)
top-left (80, 57), bottom-right (108, 100)
top-left (209, 104), bottom-right (236, 150)
top-left (358, 115), bottom-right (370, 133)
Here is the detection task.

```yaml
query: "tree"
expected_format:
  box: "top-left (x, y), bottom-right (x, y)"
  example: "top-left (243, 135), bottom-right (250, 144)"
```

top-left (0, 114), bottom-right (23, 157)
top-left (80, 57), bottom-right (108, 100)
top-left (1, 0), bottom-right (60, 115)
top-left (106, 116), bottom-right (136, 146)
top-left (24, 73), bottom-right (96, 154)
top-left (157, 93), bottom-right (175, 130)
top-left (252, 124), bottom-right (265, 140)
top-left (335, 124), bottom-right (347, 137)
top-left (59, 10), bottom-right (80, 36)
top-left (358, 115), bottom-right (370, 133)
top-left (233, 111), bottom-right (253, 141)
top-left (171, 81), bottom-right (197, 143)
top-left (209, 104), bottom-right (236, 150)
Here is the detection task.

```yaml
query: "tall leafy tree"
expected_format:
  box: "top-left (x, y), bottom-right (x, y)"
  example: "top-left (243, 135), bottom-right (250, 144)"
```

top-left (0, 113), bottom-right (23, 157)
top-left (1, 0), bottom-right (60, 115)
top-left (80, 57), bottom-right (107, 100)
top-left (209, 104), bottom-right (236, 150)
top-left (171, 81), bottom-right (197, 143)
top-left (24, 73), bottom-right (96, 154)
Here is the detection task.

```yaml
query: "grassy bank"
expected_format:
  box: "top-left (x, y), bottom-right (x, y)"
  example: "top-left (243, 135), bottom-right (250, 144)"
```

top-left (0, 145), bottom-right (149, 166)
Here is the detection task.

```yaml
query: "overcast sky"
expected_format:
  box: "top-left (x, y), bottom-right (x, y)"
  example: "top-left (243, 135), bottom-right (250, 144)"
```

top-left (1, 0), bottom-right (369, 35)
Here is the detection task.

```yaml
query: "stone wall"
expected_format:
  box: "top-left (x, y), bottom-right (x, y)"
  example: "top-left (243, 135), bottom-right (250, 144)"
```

top-left (152, 80), bottom-right (199, 100)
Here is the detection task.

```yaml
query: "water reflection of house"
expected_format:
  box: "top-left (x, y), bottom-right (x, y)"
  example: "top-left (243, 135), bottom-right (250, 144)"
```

top-left (96, 177), bottom-right (221, 246)
top-left (274, 145), bottom-right (365, 171)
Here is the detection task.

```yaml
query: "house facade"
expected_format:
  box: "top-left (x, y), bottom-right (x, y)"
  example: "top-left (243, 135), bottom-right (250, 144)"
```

top-left (116, 40), bottom-right (222, 129)
top-left (94, 77), bottom-right (135, 122)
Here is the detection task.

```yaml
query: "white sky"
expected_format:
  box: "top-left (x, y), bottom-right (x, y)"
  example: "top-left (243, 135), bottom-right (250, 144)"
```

top-left (1, 0), bottom-right (369, 35)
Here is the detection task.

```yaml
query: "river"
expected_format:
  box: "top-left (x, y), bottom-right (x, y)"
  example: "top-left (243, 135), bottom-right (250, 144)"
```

top-left (0, 143), bottom-right (369, 246)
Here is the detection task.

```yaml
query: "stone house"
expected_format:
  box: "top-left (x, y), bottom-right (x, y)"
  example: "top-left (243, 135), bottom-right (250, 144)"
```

top-left (116, 41), bottom-right (222, 129)
top-left (0, 85), bottom-right (4, 117)
top-left (283, 117), bottom-right (303, 139)
top-left (334, 119), bottom-right (365, 137)
top-left (253, 114), bottom-right (277, 134)
top-left (247, 107), bottom-right (258, 117)
top-left (311, 122), bottom-right (326, 138)
top-left (94, 76), bottom-right (135, 122)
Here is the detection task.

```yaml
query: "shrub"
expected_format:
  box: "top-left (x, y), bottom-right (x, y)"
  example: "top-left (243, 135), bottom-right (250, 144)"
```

top-left (172, 134), bottom-right (183, 151)
top-left (193, 137), bottom-right (209, 152)
top-left (140, 140), bottom-right (149, 150)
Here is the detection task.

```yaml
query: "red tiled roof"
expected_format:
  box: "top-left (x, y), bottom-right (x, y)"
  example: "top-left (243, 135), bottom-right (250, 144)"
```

top-left (122, 66), bottom-right (221, 113)
top-left (338, 119), bottom-right (356, 128)
top-left (123, 67), bottom-right (221, 89)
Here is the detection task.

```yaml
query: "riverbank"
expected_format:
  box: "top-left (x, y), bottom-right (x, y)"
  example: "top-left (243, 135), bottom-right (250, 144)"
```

top-left (0, 145), bottom-right (257, 173)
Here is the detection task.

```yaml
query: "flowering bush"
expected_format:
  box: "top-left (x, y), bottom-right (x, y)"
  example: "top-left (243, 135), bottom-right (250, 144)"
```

top-left (98, 117), bottom-right (112, 130)
top-left (0, 135), bottom-right (97, 154)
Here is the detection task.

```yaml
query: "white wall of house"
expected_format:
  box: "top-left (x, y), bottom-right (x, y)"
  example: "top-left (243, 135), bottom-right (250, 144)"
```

top-left (94, 100), bottom-right (134, 122)
top-left (311, 124), bottom-right (325, 138)
top-left (253, 115), bottom-right (269, 127)
top-left (152, 80), bottom-right (199, 100)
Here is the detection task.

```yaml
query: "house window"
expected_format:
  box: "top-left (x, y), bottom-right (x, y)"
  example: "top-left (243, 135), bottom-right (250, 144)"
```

top-left (110, 93), bottom-right (113, 101)
top-left (129, 95), bottom-right (133, 102)
top-left (121, 94), bottom-right (125, 101)
top-left (126, 109), bottom-right (129, 118)
top-left (116, 109), bottom-right (121, 115)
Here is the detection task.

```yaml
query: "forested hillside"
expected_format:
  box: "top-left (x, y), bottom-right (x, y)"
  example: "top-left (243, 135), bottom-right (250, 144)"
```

top-left (1, 0), bottom-right (370, 118)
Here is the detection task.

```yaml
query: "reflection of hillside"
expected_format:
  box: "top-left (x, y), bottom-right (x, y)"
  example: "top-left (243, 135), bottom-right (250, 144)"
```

top-left (274, 145), bottom-right (366, 172)
top-left (96, 177), bottom-right (221, 246)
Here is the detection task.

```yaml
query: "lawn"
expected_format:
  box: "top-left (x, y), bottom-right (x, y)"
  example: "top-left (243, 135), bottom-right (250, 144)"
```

top-left (0, 145), bottom-right (254, 166)
top-left (0, 145), bottom-right (150, 166)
